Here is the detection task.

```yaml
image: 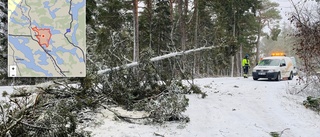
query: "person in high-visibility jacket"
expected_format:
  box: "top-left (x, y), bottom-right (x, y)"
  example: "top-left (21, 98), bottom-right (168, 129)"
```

top-left (242, 54), bottom-right (250, 78)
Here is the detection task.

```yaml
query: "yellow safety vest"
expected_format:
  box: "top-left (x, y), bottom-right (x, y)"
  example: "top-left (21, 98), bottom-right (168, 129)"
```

top-left (242, 58), bottom-right (250, 67)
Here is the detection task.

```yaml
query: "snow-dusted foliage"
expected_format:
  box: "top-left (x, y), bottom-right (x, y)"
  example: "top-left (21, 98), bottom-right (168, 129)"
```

top-left (0, 81), bottom-right (93, 137)
top-left (145, 82), bottom-right (189, 123)
top-left (303, 76), bottom-right (320, 97)
top-left (96, 57), bottom-right (190, 123)
top-left (303, 96), bottom-right (320, 113)
top-left (289, 1), bottom-right (320, 97)
top-left (288, 1), bottom-right (320, 114)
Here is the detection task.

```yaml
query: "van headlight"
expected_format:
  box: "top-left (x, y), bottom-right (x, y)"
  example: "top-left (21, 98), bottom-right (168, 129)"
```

top-left (268, 69), bottom-right (276, 72)
top-left (253, 69), bottom-right (257, 72)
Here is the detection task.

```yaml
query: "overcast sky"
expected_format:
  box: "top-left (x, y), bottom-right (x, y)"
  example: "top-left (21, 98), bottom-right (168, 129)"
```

top-left (272, 0), bottom-right (297, 24)
top-left (272, 0), bottom-right (318, 24)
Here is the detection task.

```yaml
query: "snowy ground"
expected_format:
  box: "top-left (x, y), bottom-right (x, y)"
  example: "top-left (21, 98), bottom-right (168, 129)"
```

top-left (83, 77), bottom-right (320, 137)
top-left (0, 86), bottom-right (14, 101)
top-left (1, 77), bottom-right (320, 137)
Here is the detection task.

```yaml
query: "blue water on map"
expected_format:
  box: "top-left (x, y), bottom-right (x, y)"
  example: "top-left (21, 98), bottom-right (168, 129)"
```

top-left (11, 1), bottom-right (28, 14)
top-left (48, 47), bottom-right (64, 65)
top-left (10, 17), bottom-right (28, 26)
top-left (35, 50), bottom-right (49, 65)
top-left (8, 36), bottom-right (52, 76)
top-left (51, 8), bottom-right (60, 18)
top-left (78, 57), bottom-right (84, 62)
top-left (21, 16), bottom-right (29, 22)
top-left (71, 0), bottom-right (85, 21)
top-left (56, 57), bottom-right (64, 65)
top-left (10, 3), bottom-right (29, 25)
top-left (31, 21), bottom-right (61, 49)
top-left (31, 21), bottom-right (84, 63)
top-left (43, 1), bottom-right (60, 19)
top-left (12, 1), bottom-right (19, 8)
top-left (31, 21), bottom-right (61, 35)
top-left (72, 24), bottom-right (78, 45)
top-left (21, 5), bottom-right (28, 13)
top-left (54, 47), bottom-right (84, 63)
top-left (12, 11), bottom-right (18, 16)
top-left (39, 46), bottom-right (64, 65)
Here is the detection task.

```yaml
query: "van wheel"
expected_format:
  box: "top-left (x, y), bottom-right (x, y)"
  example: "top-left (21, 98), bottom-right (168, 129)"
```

top-left (275, 72), bottom-right (281, 81)
top-left (288, 72), bottom-right (293, 80)
top-left (253, 78), bottom-right (258, 80)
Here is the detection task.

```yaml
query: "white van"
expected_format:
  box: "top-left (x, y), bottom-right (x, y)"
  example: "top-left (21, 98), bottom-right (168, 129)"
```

top-left (290, 57), bottom-right (298, 75)
top-left (252, 56), bottom-right (294, 81)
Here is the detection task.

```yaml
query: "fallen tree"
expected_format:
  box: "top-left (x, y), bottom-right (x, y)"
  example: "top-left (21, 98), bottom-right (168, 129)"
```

top-left (1, 42), bottom-right (219, 136)
top-left (98, 44), bottom-right (226, 75)
top-left (0, 80), bottom-right (93, 137)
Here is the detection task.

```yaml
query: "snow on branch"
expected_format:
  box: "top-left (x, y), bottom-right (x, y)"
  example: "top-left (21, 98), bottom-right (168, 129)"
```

top-left (97, 45), bottom-right (223, 75)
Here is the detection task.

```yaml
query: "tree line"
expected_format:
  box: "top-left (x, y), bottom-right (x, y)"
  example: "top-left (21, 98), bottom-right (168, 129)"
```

top-left (0, 0), bottom-right (283, 82)
top-left (2, 0), bottom-right (320, 136)
top-left (86, 0), bottom-right (281, 79)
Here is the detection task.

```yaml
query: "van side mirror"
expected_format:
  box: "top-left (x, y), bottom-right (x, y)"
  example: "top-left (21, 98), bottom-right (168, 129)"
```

top-left (280, 63), bottom-right (286, 67)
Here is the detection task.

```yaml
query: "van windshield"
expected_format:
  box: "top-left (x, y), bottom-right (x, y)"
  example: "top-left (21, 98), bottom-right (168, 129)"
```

top-left (258, 59), bottom-right (280, 66)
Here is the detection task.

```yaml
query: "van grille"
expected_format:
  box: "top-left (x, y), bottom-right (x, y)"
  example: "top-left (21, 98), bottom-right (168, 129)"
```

top-left (256, 70), bottom-right (269, 72)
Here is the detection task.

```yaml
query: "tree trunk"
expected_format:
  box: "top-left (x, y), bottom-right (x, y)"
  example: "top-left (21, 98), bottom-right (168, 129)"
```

top-left (98, 45), bottom-right (225, 75)
top-left (169, 0), bottom-right (174, 21)
top-left (145, 0), bottom-right (152, 49)
top-left (231, 56), bottom-right (234, 77)
top-left (256, 18), bottom-right (262, 65)
top-left (240, 44), bottom-right (243, 76)
top-left (236, 52), bottom-right (239, 76)
top-left (184, 0), bottom-right (188, 18)
top-left (231, 1), bottom-right (235, 77)
top-left (178, 0), bottom-right (186, 70)
top-left (193, 0), bottom-right (198, 75)
top-left (133, 0), bottom-right (139, 62)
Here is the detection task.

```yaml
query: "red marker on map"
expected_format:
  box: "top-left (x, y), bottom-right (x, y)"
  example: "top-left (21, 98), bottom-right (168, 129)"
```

top-left (32, 26), bottom-right (52, 48)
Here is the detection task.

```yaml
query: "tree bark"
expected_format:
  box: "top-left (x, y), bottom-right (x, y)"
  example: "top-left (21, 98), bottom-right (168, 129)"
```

top-left (231, 6), bottom-right (235, 77)
top-left (239, 44), bottom-right (243, 76)
top-left (146, 0), bottom-right (152, 49)
top-left (178, 0), bottom-right (186, 69)
top-left (256, 20), bottom-right (262, 65)
top-left (235, 53), bottom-right (239, 77)
top-left (193, 0), bottom-right (198, 75)
top-left (184, 0), bottom-right (188, 19)
top-left (133, 0), bottom-right (139, 62)
top-left (169, 0), bottom-right (175, 21)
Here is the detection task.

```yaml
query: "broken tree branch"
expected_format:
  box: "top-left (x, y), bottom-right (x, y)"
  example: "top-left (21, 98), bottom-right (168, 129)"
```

top-left (98, 44), bottom-right (226, 75)
top-left (101, 104), bottom-right (150, 124)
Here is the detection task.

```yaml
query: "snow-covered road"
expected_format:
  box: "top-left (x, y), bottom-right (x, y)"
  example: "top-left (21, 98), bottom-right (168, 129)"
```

top-left (84, 77), bottom-right (320, 137)
top-left (178, 77), bottom-right (320, 137)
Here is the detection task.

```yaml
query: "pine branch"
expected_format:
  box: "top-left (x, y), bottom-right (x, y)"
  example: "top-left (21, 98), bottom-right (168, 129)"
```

top-left (0, 103), bottom-right (7, 130)
top-left (2, 115), bottom-right (23, 136)
top-left (8, 115), bottom-right (51, 130)
top-left (279, 128), bottom-right (290, 137)
top-left (154, 132), bottom-right (165, 137)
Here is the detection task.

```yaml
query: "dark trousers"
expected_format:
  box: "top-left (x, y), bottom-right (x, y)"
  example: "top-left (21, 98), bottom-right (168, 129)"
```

top-left (243, 66), bottom-right (249, 75)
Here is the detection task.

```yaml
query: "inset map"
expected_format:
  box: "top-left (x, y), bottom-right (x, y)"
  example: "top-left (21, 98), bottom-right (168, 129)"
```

top-left (8, 0), bottom-right (86, 77)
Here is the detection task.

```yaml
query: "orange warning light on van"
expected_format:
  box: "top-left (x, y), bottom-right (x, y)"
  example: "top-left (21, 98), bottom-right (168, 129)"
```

top-left (271, 52), bottom-right (286, 56)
